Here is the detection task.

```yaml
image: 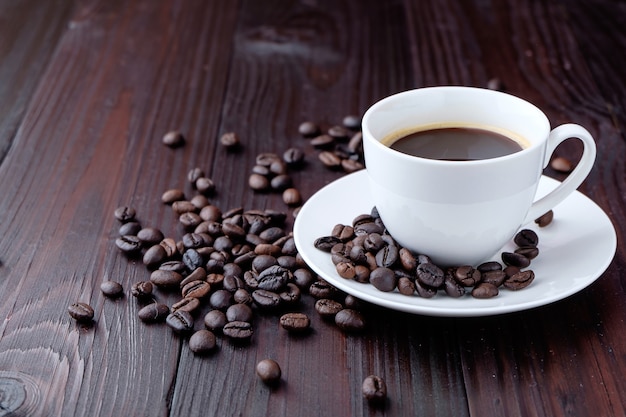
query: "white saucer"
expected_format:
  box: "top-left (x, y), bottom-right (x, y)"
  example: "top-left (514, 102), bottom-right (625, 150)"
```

top-left (293, 170), bottom-right (617, 317)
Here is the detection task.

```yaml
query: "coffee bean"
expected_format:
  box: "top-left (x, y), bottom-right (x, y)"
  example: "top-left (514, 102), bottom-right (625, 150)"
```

top-left (318, 151), bottom-right (342, 169)
top-left (298, 121), bottom-right (320, 137)
top-left (283, 147), bottom-right (305, 166)
top-left (454, 266), bottom-right (481, 287)
top-left (551, 156), bottom-right (573, 173)
top-left (347, 131), bottom-right (363, 154)
top-left (292, 268), bottom-right (315, 290)
top-left (158, 260), bottom-right (186, 273)
top-left (195, 177), bottom-right (215, 196)
top-left (375, 244), bottom-right (398, 268)
top-left (179, 212), bottom-right (202, 229)
top-left (256, 152), bottom-right (281, 167)
top-left (282, 188), bottom-right (302, 206)
top-left (119, 221), bottom-right (141, 236)
top-left (314, 236), bottom-right (342, 252)
top-left (68, 302), bottom-right (94, 322)
top-left (252, 289), bottom-right (282, 310)
top-left (503, 270), bottom-right (535, 290)
top-left (328, 125), bottom-right (350, 139)
top-left (335, 309), bottom-right (366, 332)
top-left (143, 244), bottom-right (167, 267)
top-left (397, 277), bottom-right (416, 295)
top-left (189, 329), bottom-right (217, 354)
top-left (233, 288), bottom-right (253, 305)
top-left (362, 375), bottom-right (387, 404)
top-left (162, 130), bottom-right (185, 147)
top-left (342, 115), bottom-right (361, 130)
top-left (172, 200), bottom-right (197, 215)
top-left (416, 263), bottom-right (444, 288)
top-left (308, 280), bottom-right (338, 299)
top-left (514, 229), bottom-right (539, 247)
top-left (315, 298), bottom-right (343, 318)
top-left (162, 189), bottom-right (185, 204)
top-left (137, 227), bottom-right (164, 245)
top-left (131, 281), bottom-right (153, 299)
top-left (219, 132), bottom-right (240, 149)
top-left (481, 270), bottom-right (506, 286)
top-left (256, 359), bottom-right (281, 384)
top-left (166, 310), bottom-right (194, 333)
top-left (515, 246), bottom-right (539, 260)
top-left (172, 297), bottom-right (201, 314)
top-left (270, 174), bottom-right (293, 191)
top-left (471, 282), bottom-right (499, 298)
top-left (187, 167), bottom-right (205, 184)
top-left (501, 252), bottom-right (531, 268)
top-left (138, 303), bottom-right (169, 323)
top-left (181, 280), bottom-right (211, 299)
top-left (415, 280), bottom-right (437, 298)
top-left (183, 248), bottom-right (204, 271)
top-left (249, 173), bottom-right (270, 191)
top-left (150, 270), bottom-right (183, 287)
top-left (354, 265), bottom-right (371, 283)
top-left (226, 303), bottom-right (254, 322)
top-left (486, 77), bottom-right (504, 91)
top-left (115, 235), bottom-right (142, 253)
top-left (369, 267), bottom-right (397, 292)
top-left (444, 275), bottom-right (466, 297)
top-left (160, 238), bottom-right (179, 258)
top-left (336, 262), bottom-right (356, 279)
top-left (114, 206), bottom-right (136, 222)
top-left (100, 280), bottom-right (123, 298)
top-left (204, 310), bottom-right (227, 332)
top-left (190, 195), bottom-right (209, 210)
top-left (310, 134), bottom-right (334, 148)
top-left (535, 210), bottom-right (554, 227)
top-left (279, 312), bottom-right (310, 333)
top-left (223, 321), bottom-right (253, 341)
top-left (209, 289), bottom-right (233, 310)
top-left (477, 261), bottom-right (502, 273)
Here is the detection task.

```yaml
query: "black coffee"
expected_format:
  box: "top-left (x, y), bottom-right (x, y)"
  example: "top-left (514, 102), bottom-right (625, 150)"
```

top-left (388, 126), bottom-right (524, 161)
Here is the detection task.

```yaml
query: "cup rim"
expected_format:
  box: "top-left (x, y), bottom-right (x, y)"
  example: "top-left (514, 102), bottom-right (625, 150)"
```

top-left (362, 86), bottom-right (551, 165)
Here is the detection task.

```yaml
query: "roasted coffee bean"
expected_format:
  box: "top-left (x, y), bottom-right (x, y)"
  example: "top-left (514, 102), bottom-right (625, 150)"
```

top-left (162, 130), bottom-right (185, 147)
top-left (68, 302), bottom-right (94, 322)
top-left (477, 261), bottom-right (503, 273)
top-left (515, 245), bottom-right (539, 259)
top-left (138, 303), bottom-right (169, 323)
top-left (298, 121), bottom-right (320, 137)
top-left (415, 280), bottom-right (437, 298)
top-left (551, 156), bottom-right (573, 173)
top-left (318, 151), bottom-right (342, 169)
top-left (398, 248), bottom-right (417, 271)
top-left (158, 260), bottom-right (186, 273)
top-left (347, 131), bottom-right (363, 154)
top-left (179, 212), bottom-right (202, 229)
top-left (249, 173), bottom-right (270, 191)
top-left (279, 283), bottom-right (301, 304)
top-left (336, 262), bottom-right (356, 279)
top-left (471, 282), bottom-right (499, 298)
top-left (282, 188), bottom-right (302, 206)
top-left (223, 275), bottom-right (245, 293)
top-left (269, 160), bottom-right (288, 176)
top-left (252, 289), bottom-right (282, 309)
top-left (137, 227), bottom-right (164, 245)
top-left (172, 201), bottom-right (197, 216)
top-left (115, 235), bottom-right (142, 253)
top-left (189, 329), bottom-right (217, 354)
top-left (397, 277), bottom-right (416, 295)
top-left (131, 281), bottom-right (153, 299)
top-left (314, 298), bottom-right (343, 318)
top-left (335, 309), bottom-right (366, 332)
top-left (166, 310), bottom-right (194, 333)
top-left (503, 270), bottom-right (535, 290)
top-left (143, 244), bottom-right (167, 267)
top-left (226, 303), bottom-right (254, 322)
top-left (277, 255), bottom-right (297, 270)
top-left (233, 288), bottom-right (253, 305)
top-left (444, 276), bottom-right (465, 298)
top-left (375, 244), bottom-right (398, 268)
top-left (353, 265), bottom-right (371, 283)
top-left (209, 289), bottom-right (233, 311)
top-left (280, 312), bottom-right (310, 333)
top-left (195, 177), bottom-right (215, 195)
top-left (487, 77), bottom-right (504, 91)
top-left (331, 224), bottom-right (355, 241)
top-left (501, 252), bottom-right (531, 268)
top-left (181, 280), bottom-right (211, 299)
top-left (514, 229), bottom-right (539, 247)
top-left (292, 268), bottom-right (315, 290)
top-left (283, 147), bottom-right (305, 166)
top-left (535, 210), bottom-right (554, 227)
top-left (354, 221), bottom-right (385, 236)
top-left (481, 270), bottom-right (506, 286)
top-left (252, 254), bottom-right (278, 274)
top-left (114, 206), bottom-right (136, 222)
top-left (504, 265), bottom-right (521, 278)
top-left (160, 238), bottom-right (179, 258)
top-left (270, 174), bottom-right (293, 191)
top-left (314, 236), bottom-right (342, 252)
top-left (119, 221), bottom-right (141, 236)
top-left (219, 132), bottom-right (240, 149)
top-left (187, 167), bottom-right (204, 184)
top-left (342, 115), bottom-right (361, 130)
top-left (308, 280), bottom-right (338, 299)
top-left (181, 233), bottom-right (205, 249)
top-left (255, 152), bottom-right (281, 167)
top-left (100, 280), bottom-right (123, 298)
top-left (341, 159), bottom-right (364, 173)
top-left (162, 189), bottom-right (185, 204)
top-left (328, 125), bottom-right (350, 139)
top-left (172, 297), bottom-right (201, 314)
top-left (190, 194), bottom-right (209, 210)
top-left (183, 249), bottom-right (204, 271)
top-left (150, 270), bottom-right (183, 287)
top-left (362, 375), bottom-right (387, 404)
top-left (416, 263), bottom-right (444, 288)
top-left (369, 267), bottom-right (397, 292)
top-left (223, 321), bottom-right (253, 341)
top-left (454, 265), bottom-right (481, 287)
top-left (310, 134), bottom-right (334, 148)
top-left (258, 227), bottom-right (284, 243)
top-left (256, 358), bottom-right (281, 384)
top-left (204, 309), bottom-right (227, 332)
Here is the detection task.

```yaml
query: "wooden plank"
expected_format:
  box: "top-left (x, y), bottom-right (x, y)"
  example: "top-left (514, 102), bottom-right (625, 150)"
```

top-left (0, 0), bottom-right (240, 415)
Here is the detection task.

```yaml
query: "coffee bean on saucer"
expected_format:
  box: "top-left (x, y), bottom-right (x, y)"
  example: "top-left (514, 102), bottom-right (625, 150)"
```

top-left (514, 229), bottom-right (539, 247)
top-left (471, 282), bottom-right (499, 298)
top-left (256, 359), bottom-right (281, 385)
top-left (501, 252), bottom-right (531, 268)
top-left (503, 270), bottom-right (535, 290)
top-left (535, 210), bottom-right (554, 227)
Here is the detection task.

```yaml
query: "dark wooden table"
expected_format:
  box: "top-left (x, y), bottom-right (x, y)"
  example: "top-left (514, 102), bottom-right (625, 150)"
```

top-left (1, 1), bottom-right (625, 416)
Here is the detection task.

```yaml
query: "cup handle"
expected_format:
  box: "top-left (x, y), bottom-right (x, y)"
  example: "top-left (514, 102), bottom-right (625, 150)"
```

top-left (523, 123), bottom-right (597, 224)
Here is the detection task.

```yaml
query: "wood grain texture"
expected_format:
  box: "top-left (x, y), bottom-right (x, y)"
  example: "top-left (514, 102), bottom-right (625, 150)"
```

top-left (0, 0), bottom-right (625, 416)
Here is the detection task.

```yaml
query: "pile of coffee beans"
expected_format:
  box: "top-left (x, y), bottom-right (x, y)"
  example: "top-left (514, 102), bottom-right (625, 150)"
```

top-left (314, 207), bottom-right (542, 299)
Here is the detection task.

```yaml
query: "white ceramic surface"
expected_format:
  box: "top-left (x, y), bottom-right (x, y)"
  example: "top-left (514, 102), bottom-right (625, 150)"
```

top-left (293, 170), bottom-right (616, 317)
top-left (361, 86), bottom-right (596, 265)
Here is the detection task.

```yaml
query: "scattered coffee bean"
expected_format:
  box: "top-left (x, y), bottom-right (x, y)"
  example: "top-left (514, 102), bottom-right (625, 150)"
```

top-left (514, 229), bottom-right (539, 247)
top-left (138, 303), bottom-right (170, 323)
top-left (298, 121), bottom-right (320, 137)
top-left (115, 235), bottom-right (142, 253)
top-left (161, 188), bottom-right (185, 204)
top-left (226, 303), bottom-right (254, 323)
top-left (416, 263), bottom-right (444, 288)
top-left (282, 188), bottom-right (302, 206)
top-left (100, 280), bottom-right (123, 298)
top-left (219, 132), bottom-right (240, 149)
top-left (369, 267), bottom-right (397, 292)
top-left (223, 321), bottom-right (253, 341)
top-left (342, 115), bottom-right (361, 130)
top-left (362, 375), bottom-right (387, 404)
top-left (280, 312), bottom-right (311, 333)
top-left (310, 134), bottom-right (334, 148)
top-left (315, 298), bottom-right (343, 319)
top-left (334, 309), bottom-right (366, 332)
top-left (189, 329), bottom-right (217, 354)
top-left (283, 147), bottom-right (305, 166)
top-left (535, 210), bottom-right (554, 227)
top-left (256, 358), bottom-right (281, 384)
top-left (501, 252), bottom-right (531, 268)
top-left (166, 310), bottom-right (194, 333)
top-left (204, 309), bottom-right (227, 332)
top-left (114, 206), bottom-right (136, 222)
top-left (68, 302), bottom-right (94, 322)
top-left (131, 281), bottom-right (153, 299)
top-left (119, 221), bottom-right (141, 236)
top-left (162, 130), bottom-right (185, 147)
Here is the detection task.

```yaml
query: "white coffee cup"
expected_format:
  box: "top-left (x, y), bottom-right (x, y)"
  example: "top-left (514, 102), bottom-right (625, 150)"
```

top-left (362, 86), bottom-right (596, 266)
